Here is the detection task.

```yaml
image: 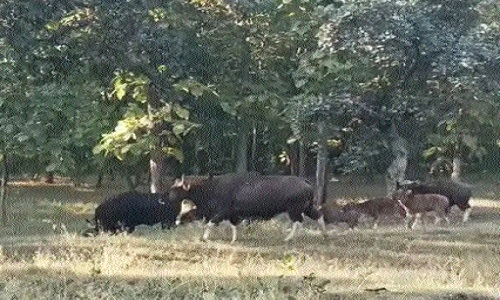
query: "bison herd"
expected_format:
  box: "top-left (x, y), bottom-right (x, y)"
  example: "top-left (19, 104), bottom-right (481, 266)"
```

top-left (84, 173), bottom-right (472, 243)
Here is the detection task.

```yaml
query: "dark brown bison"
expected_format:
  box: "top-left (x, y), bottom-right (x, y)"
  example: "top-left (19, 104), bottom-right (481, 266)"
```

top-left (85, 191), bottom-right (182, 235)
top-left (397, 180), bottom-right (472, 222)
top-left (342, 197), bottom-right (402, 228)
top-left (393, 189), bottom-right (450, 229)
top-left (168, 173), bottom-right (326, 243)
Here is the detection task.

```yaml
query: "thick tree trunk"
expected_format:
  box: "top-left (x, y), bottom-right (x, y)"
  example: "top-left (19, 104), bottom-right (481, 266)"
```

top-left (451, 156), bottom-right (461, 180)
top-left (386, 124), bottom-right (408, 195)
top-left (1, 154), bottom-right (9, 226)
top-left (315, 120), bottom-right (328, 205)
top-left (235, 121), bottom-right (249, 174)
top-left (149, 152), bottom-right (163, 193)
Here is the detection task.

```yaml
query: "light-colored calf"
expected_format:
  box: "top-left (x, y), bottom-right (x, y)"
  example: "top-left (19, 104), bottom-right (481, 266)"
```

top-left (394, 190), bottom-right (450, 229)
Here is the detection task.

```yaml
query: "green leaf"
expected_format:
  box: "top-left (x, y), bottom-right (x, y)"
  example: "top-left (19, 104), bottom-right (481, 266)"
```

top-left (173, 105), bottom-right (190, 120)
top-left (191, 85), bottom-right (204, 98)
top-left (423, 147), bottom-right (441, 159)
top-left (162, 147), bottom-right (184, 162)
top-left (16, 134), bottom-right (29, 143)
top-left (173, 123), bottom-right (186, 136)
top-left (115, 83), bottom-right (127, 100)
top-left (46, 162), bottom-right (59, 172)
top-left (220, 102), bottom-right (237, 116)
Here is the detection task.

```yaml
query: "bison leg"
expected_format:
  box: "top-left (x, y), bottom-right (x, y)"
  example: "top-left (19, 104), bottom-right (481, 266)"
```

top-left (228, 218), bottom-right (241, 244)
top-left (436, 209), bottom-right (450, 226)
top-left (433, 214), bottom-right (441, 226)
top-left (402, 214), bottom-right (412, 229)
top-left (284, 209), bottom-right (305, 242)
top-left (202, 220), bottom-right (215, 242)
top-left (462, 207), bottom-right (472, 223)
top-left (411, 213), bottom-right (421, 230)
top-left (230, 224), bottom-right (238, 244)
top-left (284, 221), bottom-right (300, 242)
top-left (318, 215), bottom-right (327, 236)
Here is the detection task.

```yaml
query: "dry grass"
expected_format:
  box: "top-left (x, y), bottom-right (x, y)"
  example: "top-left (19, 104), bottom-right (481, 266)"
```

top-left (0, 176), bottom-right (499, 299)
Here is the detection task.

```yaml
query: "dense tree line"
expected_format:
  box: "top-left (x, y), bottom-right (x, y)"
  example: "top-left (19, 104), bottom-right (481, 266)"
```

top-left (1, 0), bottom-right (499, 196)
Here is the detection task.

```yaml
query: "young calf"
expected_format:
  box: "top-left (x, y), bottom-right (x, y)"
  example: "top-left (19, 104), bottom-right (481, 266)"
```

top-left (393, 190), bottom-right (450, 229)
top-left (322, 205), bottom-right (360, 229)
top-left (342, 197), bottom-right (402, 229)
top-left (397, 180), bottom-right (472, 222)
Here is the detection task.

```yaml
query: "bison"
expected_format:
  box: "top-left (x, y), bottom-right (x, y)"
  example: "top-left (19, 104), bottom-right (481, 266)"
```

top-left (341, 197), bottom-right (402, 229)
top-left (397, 180), bottom-right (472, 222)
top-left (168, 173), bottom-right (326, 243)
top-left (85, 191), bottom-right (182, 235)
top-left (175, 199), bottom-right (200, 226)
top-left (393, 189), bottom-right (450, 229)
top-left (322, 205), bottom-right (360, 229)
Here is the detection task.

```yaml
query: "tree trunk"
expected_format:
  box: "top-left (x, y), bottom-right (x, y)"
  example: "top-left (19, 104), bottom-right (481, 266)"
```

top-left (149, 152), bottom-right (163, 193)
top-left (298, 140), bottom-right (306, 178)
top-left (386, 123), bottom-right (408, 195)
top-left (235, 121), bottom-right (249, 174)
top-left (1, 154), bottom-right (9, 226)
top-left (315, 120), bottom-right (328, 205)
top-left (451, 156), bottom-right (461, 180)
top-left (289, 142), bottom-right (298, 176)
top-left (250, 121), bottom-right (257, 172)
top-left (148, 83), bottom-right (165, 193)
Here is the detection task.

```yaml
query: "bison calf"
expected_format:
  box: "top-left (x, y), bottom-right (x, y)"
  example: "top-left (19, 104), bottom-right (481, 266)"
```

top-left (86, 191), bottom-right (182, 235)
top-left (342, 197), bottom-right (401, 229)
top-left (322, 205), bottom-right (360, 229)
top-left (397, 180), bottom-right (472, 222)
top-left (393, 190), bottom-right (450, 229)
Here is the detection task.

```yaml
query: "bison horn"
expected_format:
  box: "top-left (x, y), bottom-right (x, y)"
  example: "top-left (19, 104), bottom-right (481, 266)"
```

top-left (173, 176), bottom-right (183, 187)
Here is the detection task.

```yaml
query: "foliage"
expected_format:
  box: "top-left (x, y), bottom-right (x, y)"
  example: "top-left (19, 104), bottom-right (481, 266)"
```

top-left (1, 0), bottom-right (500, 178)
top-left (94, 72), bottom-right (198, 163)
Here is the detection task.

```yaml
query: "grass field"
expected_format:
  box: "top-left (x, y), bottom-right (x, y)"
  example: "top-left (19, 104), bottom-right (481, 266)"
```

top-left (0, 176), bottom-right (499, 299)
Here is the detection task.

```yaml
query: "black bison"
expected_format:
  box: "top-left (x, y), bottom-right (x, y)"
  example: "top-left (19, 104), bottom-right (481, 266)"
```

top-left (342, 197), bottom-right (403, 229)
top-left (397, 180), bottom-right (472, 222)
top-left (393, 189), bottom-right (450, 229)
top-left (85, 191), bottom-right (182, 235)
top-left (168, 173), bottom-right (326, 243)
top-left (322, 205), bottom-right (360, 229)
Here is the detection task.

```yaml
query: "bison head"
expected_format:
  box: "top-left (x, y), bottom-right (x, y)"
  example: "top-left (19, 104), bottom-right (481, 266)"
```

top-left (168, 175), bottom-right (191, 202)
